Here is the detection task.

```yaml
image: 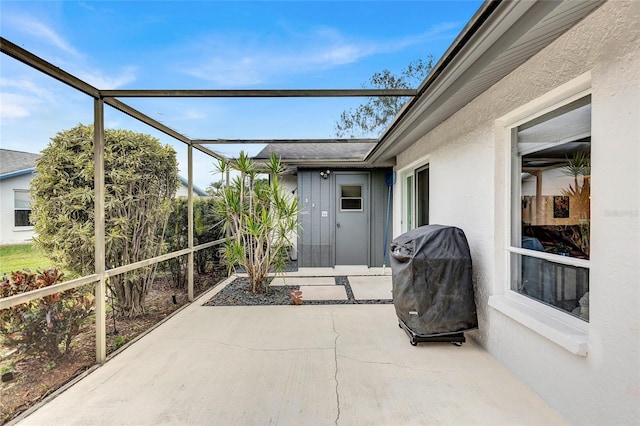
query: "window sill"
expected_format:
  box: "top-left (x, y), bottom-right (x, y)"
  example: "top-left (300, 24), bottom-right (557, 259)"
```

top-left (488, 294), bottom-right (588, 356)
top-left (13, 226), bottom-right (34, 232)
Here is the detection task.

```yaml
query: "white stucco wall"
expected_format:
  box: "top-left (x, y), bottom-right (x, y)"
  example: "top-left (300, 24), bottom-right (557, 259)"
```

top-left (394, 1), bottom-right (639, 424)
top-left (0, 174), bottom-right (36, 245)
top-left (175, 184), bottom-right (204, 198)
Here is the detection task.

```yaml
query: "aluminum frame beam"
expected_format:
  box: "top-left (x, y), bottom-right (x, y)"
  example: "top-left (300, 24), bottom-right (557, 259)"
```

top-left (193, 138), bottom-right (378, 145)
top-left (1, 37), bottom-right (100, 98)
top-left (100, 89), bottom-right (416, 98)
top-left (104, 98), bottom-right (193, 146)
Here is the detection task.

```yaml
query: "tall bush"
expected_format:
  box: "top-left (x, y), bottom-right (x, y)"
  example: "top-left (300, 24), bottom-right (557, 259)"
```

top-left (215, 152), bottom-right (299, 293)
top-left (31, 124), bottom-right (178, 317)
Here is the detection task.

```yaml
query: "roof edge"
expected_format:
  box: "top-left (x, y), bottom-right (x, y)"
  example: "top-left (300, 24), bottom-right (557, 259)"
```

top-left (0, 168), bottom-right (35, 181)
top-left (366, 0), bottom-right (514, 163)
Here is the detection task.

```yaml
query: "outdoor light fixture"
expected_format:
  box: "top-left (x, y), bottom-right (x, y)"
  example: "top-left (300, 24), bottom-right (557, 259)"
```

top-left (320, 170), bottom-right (331, 179)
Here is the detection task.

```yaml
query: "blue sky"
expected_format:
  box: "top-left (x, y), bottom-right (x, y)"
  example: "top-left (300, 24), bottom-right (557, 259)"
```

top-left (1, 1), bottom-right (482, 188)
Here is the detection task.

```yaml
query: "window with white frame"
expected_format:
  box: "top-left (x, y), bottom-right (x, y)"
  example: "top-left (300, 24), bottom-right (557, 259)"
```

top-left (401, 164), bottom-right (429, 233)
top-left (509, 95), bottom-right (591, 321)
top-left (340, 185), bottom-right (363, 211)
top-left (14, 190), bottom-right (33, 227)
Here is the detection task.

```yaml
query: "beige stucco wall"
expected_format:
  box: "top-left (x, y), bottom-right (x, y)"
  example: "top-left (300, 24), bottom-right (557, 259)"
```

top-left (394, 1), bottom-right (639, 424)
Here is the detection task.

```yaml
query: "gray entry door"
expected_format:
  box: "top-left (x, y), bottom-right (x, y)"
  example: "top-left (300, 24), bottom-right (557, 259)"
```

top-left (335, 173), bottom-right (369, 265)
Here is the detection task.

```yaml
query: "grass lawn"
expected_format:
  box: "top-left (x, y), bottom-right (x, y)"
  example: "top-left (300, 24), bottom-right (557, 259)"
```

top-left (0, 244), bottom-right (52, 275)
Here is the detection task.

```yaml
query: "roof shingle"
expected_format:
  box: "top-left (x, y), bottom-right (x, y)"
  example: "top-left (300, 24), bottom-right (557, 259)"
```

top-left (0, 149), bottom-right (40, 176)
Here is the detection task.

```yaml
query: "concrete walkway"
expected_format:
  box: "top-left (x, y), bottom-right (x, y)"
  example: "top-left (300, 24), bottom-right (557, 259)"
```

top-left (17, 274), bottom-right (566, 425)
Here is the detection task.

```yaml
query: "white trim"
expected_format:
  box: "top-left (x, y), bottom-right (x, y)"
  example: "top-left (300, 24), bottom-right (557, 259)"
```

top-left (396, 155), bottom-right (431, 175)
top-left (494, 73), bottom-right (592, 355)
top-left (495, 72), bottom-right (592, 128)
top-left (506, 247), bottom-right (590, 269)
top-left (489, 293), bottom-right (588, 356)
top-left (397, 157), bottom-right (430, 234)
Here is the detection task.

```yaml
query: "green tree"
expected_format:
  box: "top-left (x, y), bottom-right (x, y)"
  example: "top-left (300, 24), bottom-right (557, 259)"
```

top-left (163, 197), bottom-right (224, 287)
top-left (31, 124), bottom-right (179, 317)
top-left (334, 57), bottom-right (434, 138)
top-left (215, 152), bottom-right (299, 293)
top-left (206, 180), bottom-right (224, 196)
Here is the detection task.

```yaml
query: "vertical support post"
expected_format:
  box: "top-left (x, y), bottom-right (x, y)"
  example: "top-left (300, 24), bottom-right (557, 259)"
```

top-left (534, 171), bottom-right (543, 226)
top-left (94, 97), bottom-right (106, 364)
top-left (187, 144), bottom-right (194, 302)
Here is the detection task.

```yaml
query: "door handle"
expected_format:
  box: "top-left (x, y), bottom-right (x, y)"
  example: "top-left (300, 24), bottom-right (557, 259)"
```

top-left (336, 223), bottom-right (340, 228)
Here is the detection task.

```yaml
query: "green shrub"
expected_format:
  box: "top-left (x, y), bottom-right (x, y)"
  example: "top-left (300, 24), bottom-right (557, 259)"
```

top-left (0, 269), bottom-right (94, 358)
top-left (163, 197), bottom-right (224, 287)
top-left (30, 124), bottom-right (179, 317)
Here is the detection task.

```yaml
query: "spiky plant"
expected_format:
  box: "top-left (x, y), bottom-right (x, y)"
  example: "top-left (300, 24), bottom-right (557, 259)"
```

top-left (214, 152), bottom-right (299, 293)
top-left (561, 151), bottom-right (591, 257)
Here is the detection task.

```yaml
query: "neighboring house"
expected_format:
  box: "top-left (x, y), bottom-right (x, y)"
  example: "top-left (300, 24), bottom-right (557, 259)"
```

top-left (0, 147), bottom-right (206, 244)
top-left (365, 1), bottom-right (637, 424)
top-left (254, 142), bottom-right (394, 268)
top-left (175, 176), bottom-right (208, 198)
top-left (0, 149), bottom-right (40, 244)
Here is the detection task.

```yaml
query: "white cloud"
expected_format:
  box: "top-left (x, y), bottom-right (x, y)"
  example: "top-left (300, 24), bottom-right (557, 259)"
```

top-left (183, 109), bottom-right (207, 120)
top-left (0, 94), bottom-right (32, 119)
top-left (0, 78), bottom-right (57, 120)
top-left (0, 78), bottom-right (56, 103)
top-left (393, 22), bottom-right (462, 50)
top-left (179, 35), bottom-right (374, 86)
top-left (8, 15), bottom-right (81, 57)
top-left (177, 22), bottom-right (461, 86)
top-left (4, 15), bottom-right (137, 90)
top-left (76, 66), bottom-right (137, 89)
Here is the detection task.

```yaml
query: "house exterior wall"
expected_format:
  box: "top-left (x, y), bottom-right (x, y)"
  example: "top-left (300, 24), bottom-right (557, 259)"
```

top-left (298, 168), bottom-right (391, 267)
top-left (0, 173), bottom-right (36, 245)
top-left (280, 174), bottom-right (298, 260)
top-left (175, 185), bottom-right (207, 198)
top-left (394, 1), bottom-right (639, 424)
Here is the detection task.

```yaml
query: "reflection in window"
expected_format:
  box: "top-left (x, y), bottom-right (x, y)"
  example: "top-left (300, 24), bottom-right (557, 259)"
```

top-left (511, 95), bottom-right (590, 320)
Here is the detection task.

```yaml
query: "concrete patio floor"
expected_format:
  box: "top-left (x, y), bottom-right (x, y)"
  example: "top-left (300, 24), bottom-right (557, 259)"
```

top-left (17, 271), bottom-right (566, 425)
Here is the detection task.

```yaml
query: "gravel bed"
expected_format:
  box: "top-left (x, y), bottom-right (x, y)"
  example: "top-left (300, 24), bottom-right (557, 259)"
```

top-left (204, 276), bottom-right (393, 306)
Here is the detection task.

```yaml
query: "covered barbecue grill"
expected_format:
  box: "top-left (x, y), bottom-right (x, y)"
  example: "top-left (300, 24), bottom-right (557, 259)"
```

top-left (390, 225), bottom-right (478, 345)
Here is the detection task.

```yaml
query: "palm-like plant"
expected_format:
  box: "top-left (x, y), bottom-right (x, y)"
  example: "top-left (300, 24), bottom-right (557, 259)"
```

top-left (215, 152), bottom-right (299, 293)
top-left (562, 151), bottom-right (590, 257)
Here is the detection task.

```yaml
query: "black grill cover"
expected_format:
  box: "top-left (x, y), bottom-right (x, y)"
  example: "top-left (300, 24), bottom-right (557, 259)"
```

top-left (390, 225), bottom-right (478, 336)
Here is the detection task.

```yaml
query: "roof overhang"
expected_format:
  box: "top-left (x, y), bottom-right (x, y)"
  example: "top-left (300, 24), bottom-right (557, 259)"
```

top-left (0, 168), bottom-right (35, 181)
top-left (251, 139), bottom-right (393, 169)
top-left (367, 0), bottom-right (605, 164)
